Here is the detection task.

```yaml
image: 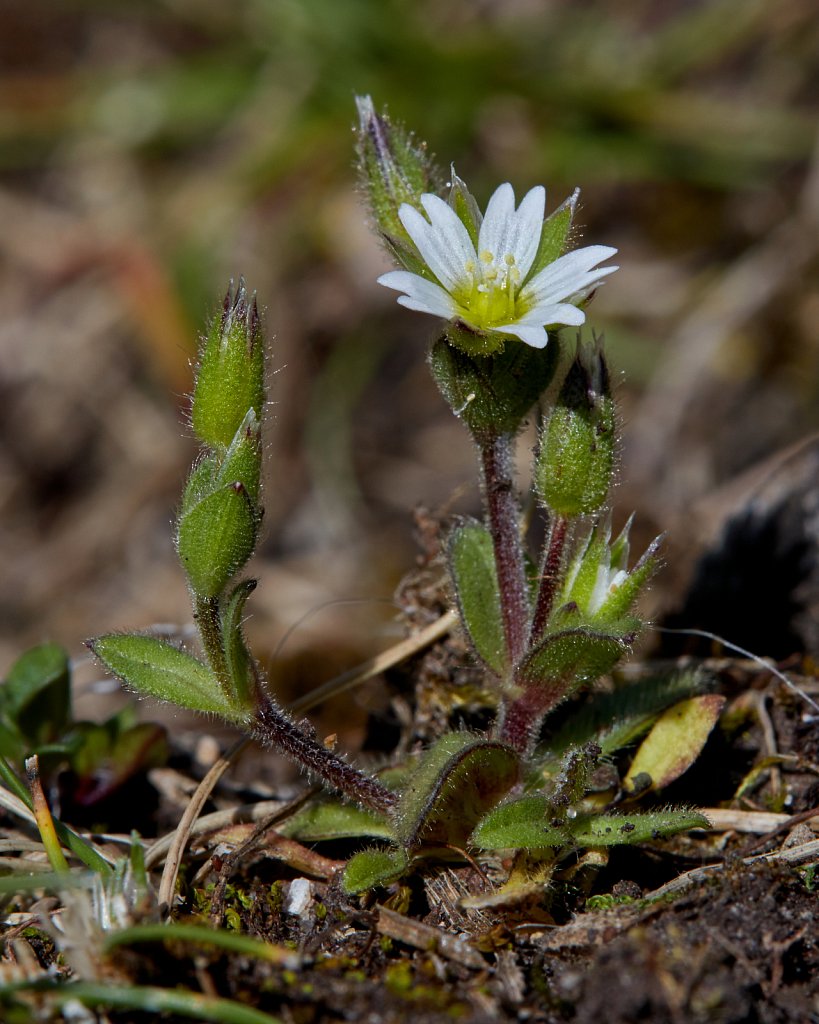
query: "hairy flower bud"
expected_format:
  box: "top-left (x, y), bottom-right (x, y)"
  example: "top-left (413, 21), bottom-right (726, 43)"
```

top-left (192, 279), bottom-right (264, 450)
top-left (354, 94), bottom-right (440, 263)
top-left (535, 340), bottom-right (615, 517)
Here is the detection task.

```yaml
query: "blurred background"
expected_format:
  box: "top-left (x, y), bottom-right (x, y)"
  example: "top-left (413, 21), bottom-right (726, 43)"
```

top-left (2, 0), bottom-right (819, 718)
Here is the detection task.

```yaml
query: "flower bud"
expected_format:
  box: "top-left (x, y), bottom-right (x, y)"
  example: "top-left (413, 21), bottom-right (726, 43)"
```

top-left (191, 279), bottom-right (264, 450)
top-left (535, 340), bottom-right (615, 517)
top-left (354, 95), bottom-right (440, 263)
top-left (558, 518), bottom-right (661, 624)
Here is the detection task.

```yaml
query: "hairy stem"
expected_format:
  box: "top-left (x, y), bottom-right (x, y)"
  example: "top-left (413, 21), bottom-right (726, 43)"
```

top-left (253, 695), bottom-right (397, 817)
top-left (495, 688), bottom-right (551, 758)
top-left (480, 434), bottom-right (529, 666)
top-left (529, 513), bottom-right (569, 644)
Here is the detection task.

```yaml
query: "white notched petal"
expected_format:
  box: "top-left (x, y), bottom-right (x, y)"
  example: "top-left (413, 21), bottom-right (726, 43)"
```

top-left (479, 185), bottom-right (545, 281)
top-left (398, 195), bottom-right (476, 293)
top-left (511, 186), bottom-right (547, 279)
top-left (377, 270), bottom-right (458, 319)
top-left (497, 323), bottom-right (550, 349)
top-left (513, 302), bottom-right (587, 328)
top-left (522, 245), bottom-right (618, 305)
top-left (477, 183), bottom-right (515, 257)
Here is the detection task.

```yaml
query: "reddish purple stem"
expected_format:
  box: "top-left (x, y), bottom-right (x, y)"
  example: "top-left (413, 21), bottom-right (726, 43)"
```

top-left (529, 514), bottom-right (569, 645)
top-left (480, 434), bottom-right (530, 667)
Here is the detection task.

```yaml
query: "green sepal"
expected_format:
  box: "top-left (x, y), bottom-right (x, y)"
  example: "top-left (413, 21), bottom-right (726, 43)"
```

top-left (448, 521), bottom-right (506, 674)
top-left (342, 846), bottom-right (409, 894)
top-left (176, 482), bottom-right (258, 598)
top-left (523, 189), bottom-right (578, 285)
top-left (397, 733), bottom-right (520, 848)
top-left (596, 533), bottom-right (662, 622)
top-left (472, 795), bottom-right (709, 849)
top-left (1, 643), bottom-right (71, 746)
top-left (88, 634), bottom-right (248, 722)
top-left (180, 455), bottom-right (218, 519)
top-left (447, 168), bottom-right (481, 248)
top-left (192, 281), bottom-right (264, 449)
top-left (556, 520), bottom-right (660, 627)
top-left (215, 409), bottom-right (262, 501)
top-left (220, 579), bottom-right (258, 708)
top-left (624, 695), bottom-right (726, 793)
top-left (282, 799), bottom-right (396, 842)
top-left (429, 335), bottom-right (560, 442)
top-left (535, 342), bottom-right (615, 517)
top-left (560, 525), bottom-right (611, 612)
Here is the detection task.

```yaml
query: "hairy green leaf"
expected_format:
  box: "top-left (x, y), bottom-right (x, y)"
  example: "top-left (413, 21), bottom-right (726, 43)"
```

top-left (342, 847), bottom-right (409, 894)
top-left (397, 733), bottom-right (520, 848)
top-left (282, 800), bottom-right (395, 842)
top-left (535, 670), bottom-right (708, 771)
top-left (473, 795), bottom-right (709, 849)
top-left (89, 634), bottom-right (247, 722)
top-left (449, 522), bottom-right (506, 674)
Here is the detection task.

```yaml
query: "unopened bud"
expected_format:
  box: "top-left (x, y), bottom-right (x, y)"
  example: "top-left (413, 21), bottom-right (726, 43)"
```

top-left (192, 279), bottom-right (265, 450)
top-left (535, 340), bottom-right (615, 517)
top-left (355, 95), bottom-right (440, 261)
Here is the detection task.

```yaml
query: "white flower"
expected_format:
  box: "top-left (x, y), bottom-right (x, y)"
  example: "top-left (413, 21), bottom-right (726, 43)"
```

top-left (378, 182), bottom-right (618, 349)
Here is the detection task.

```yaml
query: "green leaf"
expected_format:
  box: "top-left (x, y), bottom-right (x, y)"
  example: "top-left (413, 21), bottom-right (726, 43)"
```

top-left (342, 847), bottom-right (409, 894)
top-left (624, 695), bottom-right (726, 793)
top-left (535, 669), bottom-right (707, 769)
top-left (516, 622), bottom-right (636, 711)
top-left (448, 522), bottom-right (507, 674)
top-left (282, 800), bottom-right (395, 842)
top-left (473, 795), bottom-right (709, 849)
top-left (397, 733), bottom-right (520, 848)
top-left (176, 483), bottom-right (258, 598)
top-left (355, 95), bottom-right (441, 255)
top-left (2, 643), bottom-right (71, 745)
top-left (89, 634), bottom-right (247, 722)
top-left (180, 454), bottom-right (218, 518)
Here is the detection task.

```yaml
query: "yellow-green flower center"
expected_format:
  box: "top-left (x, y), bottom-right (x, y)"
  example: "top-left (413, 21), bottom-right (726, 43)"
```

top-left (451, 250), bottom-right (529, 330)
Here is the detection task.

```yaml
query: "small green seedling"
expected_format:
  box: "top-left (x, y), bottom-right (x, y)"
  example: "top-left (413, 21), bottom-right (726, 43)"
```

top-left (0, 643), bottom-right (167, 817)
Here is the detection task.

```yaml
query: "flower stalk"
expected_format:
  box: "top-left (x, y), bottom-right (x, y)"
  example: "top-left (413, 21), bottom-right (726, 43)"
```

top-left (479, 434), bottom-right (529, 667)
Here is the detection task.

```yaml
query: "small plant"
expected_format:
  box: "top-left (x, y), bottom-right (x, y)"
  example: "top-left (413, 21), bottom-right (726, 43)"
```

top-left (84, 98), bottom-right (719, 897)
top-left (0, 643), bottom-right (167, 823)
